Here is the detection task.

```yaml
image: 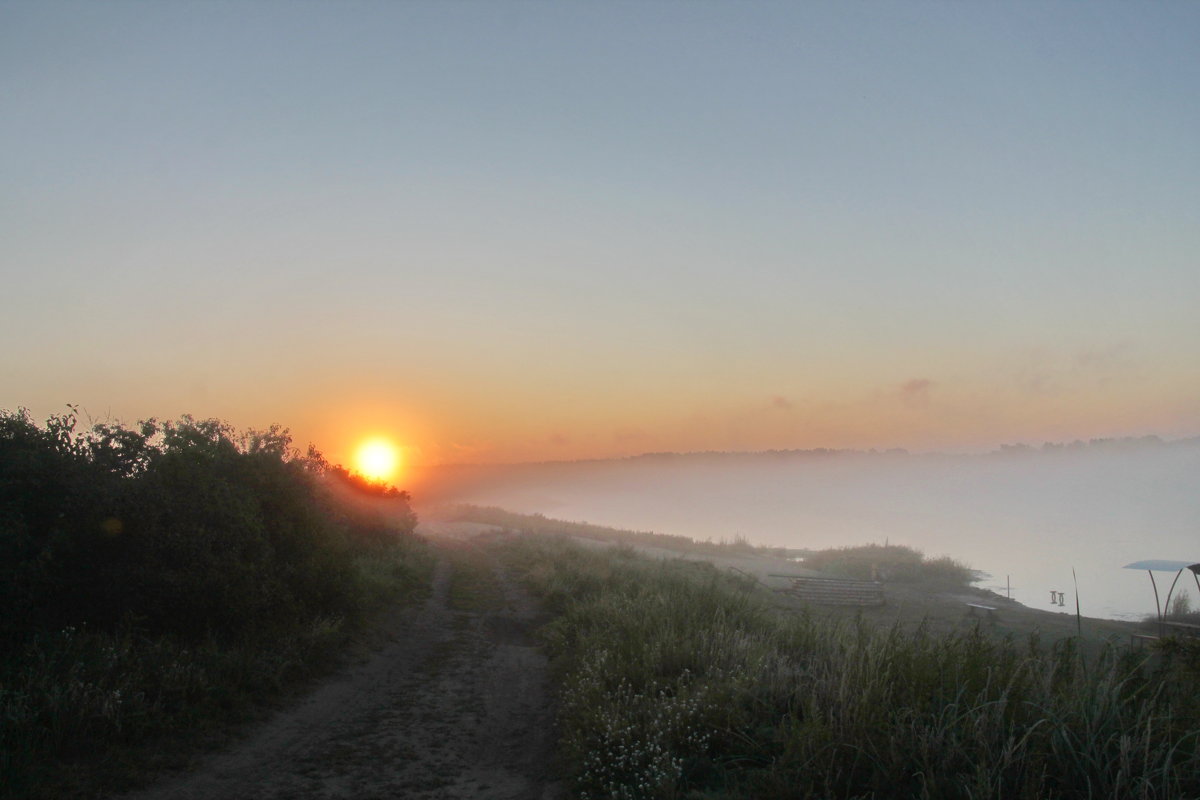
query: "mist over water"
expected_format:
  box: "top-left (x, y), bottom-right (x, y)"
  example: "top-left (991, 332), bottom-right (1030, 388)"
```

top-left (417, 440), bottom-right (1200, 620)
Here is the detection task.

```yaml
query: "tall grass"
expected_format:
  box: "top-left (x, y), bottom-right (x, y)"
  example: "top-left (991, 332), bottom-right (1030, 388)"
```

top-left (0, 543), bottom-right (429, 800)
top-left (505, 536), bottom-right (1200, 800)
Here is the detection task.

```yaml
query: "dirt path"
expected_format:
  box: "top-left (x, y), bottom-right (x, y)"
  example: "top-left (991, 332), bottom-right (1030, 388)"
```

top-left (123, 544), bottom-right (563, 800)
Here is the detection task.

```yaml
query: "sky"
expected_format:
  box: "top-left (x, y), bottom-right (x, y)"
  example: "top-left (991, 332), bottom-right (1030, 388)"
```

top-left (2, 1), bottom-right (1198, 471)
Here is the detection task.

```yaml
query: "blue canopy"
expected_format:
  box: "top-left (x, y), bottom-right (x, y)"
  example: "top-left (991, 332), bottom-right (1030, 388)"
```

top-left (1123, 560), bottom-right (1200, 572)
top-left (1124, 560), bottom-right (1200, 626)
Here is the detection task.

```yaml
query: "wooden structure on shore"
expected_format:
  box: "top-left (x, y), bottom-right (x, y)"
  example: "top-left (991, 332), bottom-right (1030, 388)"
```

top-left (770, 574), bottom-right (884, 607)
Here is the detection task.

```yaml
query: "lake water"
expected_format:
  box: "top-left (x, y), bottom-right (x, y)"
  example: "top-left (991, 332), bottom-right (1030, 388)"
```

top-left (419, 441), bottom-right (1200, 620)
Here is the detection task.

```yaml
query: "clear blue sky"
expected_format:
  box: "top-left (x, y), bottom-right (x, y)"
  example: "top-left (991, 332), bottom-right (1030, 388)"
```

top-left (3, 1), bottom-right (1198, 465)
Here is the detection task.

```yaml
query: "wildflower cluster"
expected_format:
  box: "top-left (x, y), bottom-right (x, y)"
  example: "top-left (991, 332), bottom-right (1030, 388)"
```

top-left (562, 653), bottom-right (714, 800)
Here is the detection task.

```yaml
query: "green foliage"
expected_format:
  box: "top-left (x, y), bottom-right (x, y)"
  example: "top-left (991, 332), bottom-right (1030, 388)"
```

top-left (0, 407), bottom-right (428, 798)
top-left (803, 542), bottom-right (978, 586)
top-left (1169, 590), bottom-right (1194, 617)
top-left (504, 536), bottom-right (1200, 800)
top-left (0, 408), bottom-right (419, 642)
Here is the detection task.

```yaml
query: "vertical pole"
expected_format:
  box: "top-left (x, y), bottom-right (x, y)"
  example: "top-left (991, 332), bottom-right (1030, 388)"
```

top-left (1007, 575), bottom-right (1010, 600)
top-left (1072, 567), bottom-right (1081, 637)
top-left (1149, 570), bottom-right (1162, 637)
top-left (1164, 568), bottom-right (1185, 621)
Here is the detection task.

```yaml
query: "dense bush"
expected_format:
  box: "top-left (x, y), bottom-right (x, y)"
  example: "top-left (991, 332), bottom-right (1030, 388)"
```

top-left (0, 407), bottom-right (416, 643)
top-left (0, 407), bottom-right (426, 798)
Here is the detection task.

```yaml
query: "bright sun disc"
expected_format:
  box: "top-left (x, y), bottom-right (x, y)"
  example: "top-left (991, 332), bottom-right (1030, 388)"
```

top-left (355, 439), bottom-right (400, 482)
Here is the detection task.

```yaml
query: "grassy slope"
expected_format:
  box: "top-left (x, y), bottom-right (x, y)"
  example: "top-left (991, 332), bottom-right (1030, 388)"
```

top-left (502, 534), bottom-right (1200, 800)
top-left (436, 503), bottom-right (1142, 647)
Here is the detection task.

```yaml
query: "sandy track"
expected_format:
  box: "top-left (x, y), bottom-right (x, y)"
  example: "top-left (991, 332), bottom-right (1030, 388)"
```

top-left (122, 547), bottom-right (563, 800)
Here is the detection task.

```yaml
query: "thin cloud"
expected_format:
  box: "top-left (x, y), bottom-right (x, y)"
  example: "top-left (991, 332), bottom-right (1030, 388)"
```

top-left (450, 440), bottom-right (491, 457)
top-left (613, 426), bottom-right (649, 443)
top-left (1075, 341), bottom-right (1135, 371)
top-left (899, 378), bottom-right (934, 407)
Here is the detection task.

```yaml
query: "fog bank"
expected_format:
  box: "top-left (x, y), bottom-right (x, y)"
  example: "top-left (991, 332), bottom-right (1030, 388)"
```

top-left (412, 439), bottom-right (1200, 620)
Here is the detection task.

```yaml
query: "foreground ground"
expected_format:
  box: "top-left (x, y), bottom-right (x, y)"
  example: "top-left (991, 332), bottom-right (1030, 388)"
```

top-left (118, 518), bottom-right (1148, 800)
top-left (122, 529), bottom-right (563, 800)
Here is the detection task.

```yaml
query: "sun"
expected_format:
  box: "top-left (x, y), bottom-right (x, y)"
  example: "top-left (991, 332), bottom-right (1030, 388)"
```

top-left (354, 438), bottom-right (401, 483)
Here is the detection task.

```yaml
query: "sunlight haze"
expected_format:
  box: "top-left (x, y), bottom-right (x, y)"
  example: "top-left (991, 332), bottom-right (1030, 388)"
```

top-left (355, 438), bottom-right (402, 483)
top-left (2, 1), bottom-right (1197, 467)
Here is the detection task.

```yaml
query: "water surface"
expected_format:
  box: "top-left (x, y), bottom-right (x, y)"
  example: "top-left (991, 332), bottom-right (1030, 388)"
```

top-left (420, 441), bottom-right (1200, 620)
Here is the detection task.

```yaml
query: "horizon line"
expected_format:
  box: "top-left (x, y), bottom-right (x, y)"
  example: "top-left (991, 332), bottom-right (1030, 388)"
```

top-left (413, 432), bottom-right (1200, 471)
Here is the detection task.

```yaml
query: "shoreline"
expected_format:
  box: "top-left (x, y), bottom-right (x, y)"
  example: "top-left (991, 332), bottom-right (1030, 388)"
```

top-left (421, 517), bottom-right (1147, 648)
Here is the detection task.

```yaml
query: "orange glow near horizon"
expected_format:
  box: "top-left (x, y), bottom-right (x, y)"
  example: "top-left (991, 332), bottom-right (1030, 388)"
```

top-left (354, 438), bottom-right (401, 483)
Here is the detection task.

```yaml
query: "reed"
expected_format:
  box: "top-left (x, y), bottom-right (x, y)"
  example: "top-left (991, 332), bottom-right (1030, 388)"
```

top-left (504, 536), bottom-right (1200, 800)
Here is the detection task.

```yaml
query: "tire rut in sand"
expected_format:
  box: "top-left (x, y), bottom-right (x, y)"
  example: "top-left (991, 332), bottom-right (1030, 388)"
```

top-left (121, 546), bottom-right (562, 800)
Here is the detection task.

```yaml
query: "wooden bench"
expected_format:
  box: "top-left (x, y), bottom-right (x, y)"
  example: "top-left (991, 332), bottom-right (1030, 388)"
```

top-left (1162, 621), bottom-right (1200, 638)
top-left (965, 602), bottom-right (998, 620)
top-left (778, 577), bottom-right (884, 607)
